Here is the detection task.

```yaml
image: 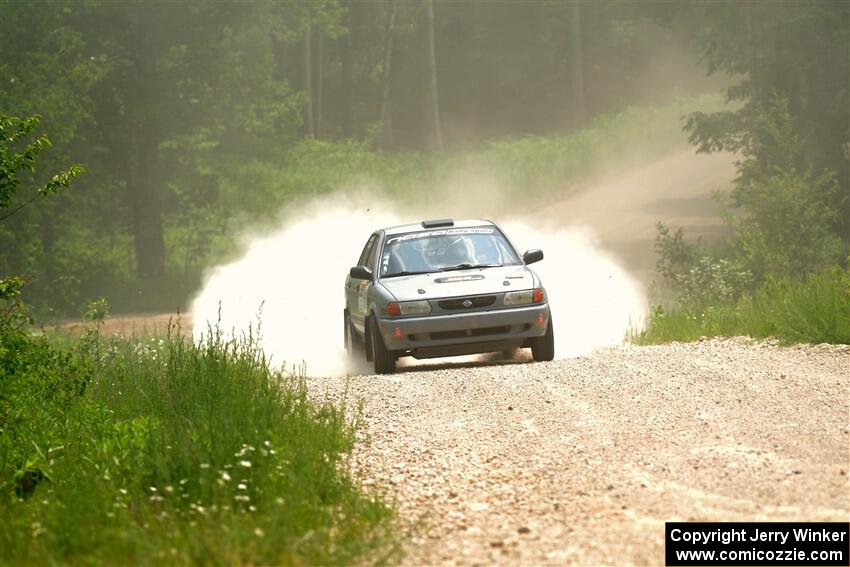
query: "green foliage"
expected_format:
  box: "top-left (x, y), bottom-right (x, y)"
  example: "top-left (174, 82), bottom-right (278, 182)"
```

top-left (0, 323), bottom-right (398, 564)
top-left (0, 304), bottom-right (93, 503)
top-left (0, 112), bottom-right (89, 317)
top-left (0, 114), bottom-right (84, 221)
top-left (0, 276), bottom-right (28, 328)
top-left (656, 94), bottom-right (847, 306)
top-left (654, 222), bottom-right (697, 283)
top-left (654, 226), bottom-right (753, 308)
top-left (637, 266), bottom-right (850, 345)
top-left (83, 297), bottom-right (109, 325)
top-left (725, 168), bottom-right (845, 282)
top-left (685, 2), bottom-right (849, 240)
top-left (732, 93), bottom-right (802, 185)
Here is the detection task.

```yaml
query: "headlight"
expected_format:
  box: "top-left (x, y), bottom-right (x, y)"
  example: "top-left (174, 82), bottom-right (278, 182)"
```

top-left (504, 288), bottom-right (545, 305)
top-left (383, 300), bottom-right (432, 316)
top-left (400, 300), bottom-right (431, 315)
top-left (503, 290), bottom-right (533, 305)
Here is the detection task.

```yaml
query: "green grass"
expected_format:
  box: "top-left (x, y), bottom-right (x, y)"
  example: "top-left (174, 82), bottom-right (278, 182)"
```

top-left (636, 266), bottom-right (850, 345)
top-left (0, 324), bottom-right (398, 565)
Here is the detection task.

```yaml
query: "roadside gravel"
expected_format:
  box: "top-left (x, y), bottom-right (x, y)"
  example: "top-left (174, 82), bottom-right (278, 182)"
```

top-left (307, 338), bottom-right (850, 565)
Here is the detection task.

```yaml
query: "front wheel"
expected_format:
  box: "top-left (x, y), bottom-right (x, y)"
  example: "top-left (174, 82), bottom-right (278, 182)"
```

top-left (369, 317), bottom-right (396, 374)
top-left (531, 316), bottom-right (555, 362)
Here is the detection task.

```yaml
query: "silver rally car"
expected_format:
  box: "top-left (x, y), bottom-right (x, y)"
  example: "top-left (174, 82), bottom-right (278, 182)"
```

top-left (344, 218), bottom-right (554, 374)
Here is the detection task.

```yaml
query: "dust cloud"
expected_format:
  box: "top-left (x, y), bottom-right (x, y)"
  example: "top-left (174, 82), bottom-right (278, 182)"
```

top-left (190, 191), bottom-right (647, 376)
top-left (502, 221), bottom-right (646, 356)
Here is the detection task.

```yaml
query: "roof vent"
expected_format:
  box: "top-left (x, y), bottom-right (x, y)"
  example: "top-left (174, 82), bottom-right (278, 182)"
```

top-left (421, 218), bottom-right (454, 228)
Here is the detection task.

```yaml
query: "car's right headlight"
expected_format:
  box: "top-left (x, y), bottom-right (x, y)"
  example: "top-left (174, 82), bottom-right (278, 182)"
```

top-left (384, 300), bottom-right (432, 316)
top-left (400, 300), bottom-right (431, 315)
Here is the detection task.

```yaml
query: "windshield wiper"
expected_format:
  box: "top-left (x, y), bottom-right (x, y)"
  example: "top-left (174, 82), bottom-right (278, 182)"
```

top-left (382, 270), bottom-right (433, 278)
top-left (439, 263), bottom-right (501, 272)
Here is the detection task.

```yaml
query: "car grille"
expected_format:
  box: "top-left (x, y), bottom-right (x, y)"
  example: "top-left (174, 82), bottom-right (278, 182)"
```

top-left (429, 326), bottom-right (510, 340)
top-left (438, 295), bottom-right (496, 310)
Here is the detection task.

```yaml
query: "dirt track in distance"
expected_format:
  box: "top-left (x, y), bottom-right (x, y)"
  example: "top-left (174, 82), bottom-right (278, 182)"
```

top-left (310, 339), bottom-right (849, 565)
top-left (538, 147), bottom-right (737, 284)
top-left (52, 312), bottom-right (189, 337)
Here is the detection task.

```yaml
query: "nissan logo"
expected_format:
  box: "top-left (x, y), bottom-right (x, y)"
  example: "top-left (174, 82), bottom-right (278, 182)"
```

top-left (462, 299), bottom-right (473, 308)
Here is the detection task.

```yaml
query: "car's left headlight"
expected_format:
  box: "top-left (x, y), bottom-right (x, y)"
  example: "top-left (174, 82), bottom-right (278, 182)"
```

top-left (504, 288), bottom-right (545, 305)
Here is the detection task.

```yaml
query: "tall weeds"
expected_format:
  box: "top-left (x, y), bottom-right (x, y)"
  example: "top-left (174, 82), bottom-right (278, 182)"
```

top-left (636, 266), bottom-right (850, 345)
top-left (0, 323), bottom-right (397, 565)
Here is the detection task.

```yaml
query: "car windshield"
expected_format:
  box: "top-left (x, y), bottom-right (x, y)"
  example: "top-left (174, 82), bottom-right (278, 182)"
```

top-left (380, 226), bottom-right (520, 277)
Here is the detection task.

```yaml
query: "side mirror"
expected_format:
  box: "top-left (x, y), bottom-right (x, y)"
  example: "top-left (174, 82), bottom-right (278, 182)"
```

top-left (522, 249), bottom-right (544, 265)
top-left (349, 265), bottom-right (373, 280)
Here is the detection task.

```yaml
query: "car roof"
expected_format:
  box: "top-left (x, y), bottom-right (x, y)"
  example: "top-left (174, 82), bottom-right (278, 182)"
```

top-left (382, 218), bottom-right (496, 236)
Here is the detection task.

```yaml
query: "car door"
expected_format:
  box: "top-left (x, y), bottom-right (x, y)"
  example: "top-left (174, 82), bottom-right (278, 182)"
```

top-left (346, 233), bottom-right (378, 333)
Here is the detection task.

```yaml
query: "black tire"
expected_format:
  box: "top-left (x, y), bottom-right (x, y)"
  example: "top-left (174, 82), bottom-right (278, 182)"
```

top-left (369, 317), bottom-right (396, 374)
top-left (344, 312), bottom-right (364, 360)
top-left (531, 316), bottom-right (555, 362)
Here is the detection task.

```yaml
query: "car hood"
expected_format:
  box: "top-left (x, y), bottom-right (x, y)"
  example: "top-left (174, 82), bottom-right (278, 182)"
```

top-left (378, 265), bottom-right (535, 301)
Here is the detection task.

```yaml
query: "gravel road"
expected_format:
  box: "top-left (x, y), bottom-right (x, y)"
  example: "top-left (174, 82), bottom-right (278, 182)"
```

top-left (308, 339), bottom-right (850, 565)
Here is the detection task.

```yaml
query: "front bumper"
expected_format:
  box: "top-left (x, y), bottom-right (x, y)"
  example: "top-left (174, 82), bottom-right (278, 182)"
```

top-left (376, 303), bottom-right (550, 359)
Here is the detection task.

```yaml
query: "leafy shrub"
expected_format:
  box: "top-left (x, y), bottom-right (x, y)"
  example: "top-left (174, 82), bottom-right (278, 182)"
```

top-left (0, 319), bottom-right (397, 564)
top-left (655, 222), bottom-right (754, 308)
top-left (670, 256), bottom-right (754, 309)
top-left (0, 321), bottom-right (93, 505)
top-left (724, 168), bottom-right (846, 282)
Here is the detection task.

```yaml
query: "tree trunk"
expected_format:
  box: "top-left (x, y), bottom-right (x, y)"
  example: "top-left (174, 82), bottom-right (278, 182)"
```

top-left (745, 2), bottom-right (757, 98)
top-left (271, 31), bottom-right (287, 81)
top-left (379, 0), bottom-right (396, 150)
top-left (303, 24), bottom-right (314, 136)
top-left (130, 121), bottom-right (166, 281)
top-left (316, 27), bottom-right (324, 138)
top-left (341, 0), bottom-right (357, 138)
top-left (40, 203), bottom-right (56, 293)
top-left (567, 0), bottom-right (585, 127)
top-left (128, 6), bottom-right (165, 281)
top-left (424, 0), bottom-right (443, 152)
